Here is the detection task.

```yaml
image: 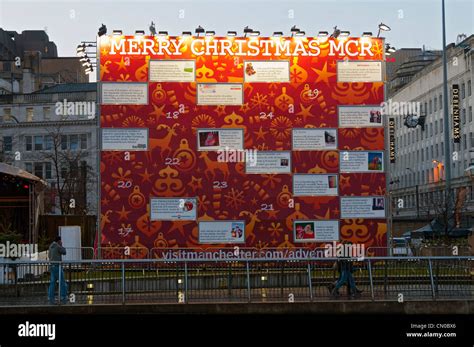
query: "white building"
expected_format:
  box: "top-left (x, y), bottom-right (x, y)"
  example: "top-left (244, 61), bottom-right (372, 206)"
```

top-left (0, 83), bottom-right (98, 216)
top-left (388, 35), bottom-right (473, 222)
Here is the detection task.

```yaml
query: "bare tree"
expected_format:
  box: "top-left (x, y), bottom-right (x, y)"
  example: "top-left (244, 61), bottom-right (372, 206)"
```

top-left (32, 125), bottom-right (95, 215)
top-left (421, 185), bottom-right (469, 235)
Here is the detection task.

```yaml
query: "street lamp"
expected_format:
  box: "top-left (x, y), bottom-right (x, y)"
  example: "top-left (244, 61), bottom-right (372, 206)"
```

top-left (195, 25), bottom-right (205, 37)
top-left (97, 24), bottom-right (107, 37)
top-left (377, 22), bottom-right (391, 37)
top-left (441, 0), bottom-right (453, 208)
top-left (149, 22), bottom-right (156, 36)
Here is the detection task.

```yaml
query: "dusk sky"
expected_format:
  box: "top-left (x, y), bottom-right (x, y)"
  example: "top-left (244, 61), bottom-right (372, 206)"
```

top-left (0, 0), bottom-right (472, 58)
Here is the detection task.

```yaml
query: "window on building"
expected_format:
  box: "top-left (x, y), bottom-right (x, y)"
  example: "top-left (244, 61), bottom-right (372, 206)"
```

top-left (61, 135), bottom-right (68, 150)
top-left (43, 107), bottom-right (51, 121)
top-left (463, 134), bottom-right (467, 149)
top-left (435, 120), bottom-right (438, 134)
top-left (80, 134), bottom-right (87, 150)
top-left (435, 144), bottom-right (438, 157)
top-left (462, 108), bottom-right (466, 124)
top-left (25, 162), bottom-right (32, 173)
top-left (45, 162), bottom-right (52, 179)
top-left (424, 102), bottom-right (428, 115)
top-left (421, 149), bottom-right (424, 161)
top-left (429, 100), bottom-right (432, 114)
top-left (434, 97), bottom-right (437, 112)
top-left (26, 108), bottom-right (34, 122)
top-left (461, 83), bottom-right (465, 99)
top-left (3, 108), bottom-right (11, 122)
top-left (430, 123), bottom-right (433, 136)
top-left (34, 162), bottom-right (43, 178)
top-left (3, 136), bottom-right (12, 152)
top-left (441, 142), bottom-right (444, 156)
top-left (440, 118), bottom-right (443, 132)
top-left (469, 106), bottom-right (472, 123)
top-left (60, 165), bottom-right (68, 179)
top-left (468, 80), bottom-right (472, 96)
top-left (34, 136), bottom-right (43, 151)
top-left (69, 161), bottom-right (79, 178)
top-left (25, 136), bottom-right (32, 151)
top-left (439, 94), bottom-right (442, 109)
top-left (45, 135), bottom-right (53, 151)
top-left (70, 135), bottom-right (79, 150)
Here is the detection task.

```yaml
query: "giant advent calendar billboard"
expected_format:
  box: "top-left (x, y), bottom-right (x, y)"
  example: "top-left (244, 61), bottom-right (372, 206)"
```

top-left (98, 35), bottom-right (388, 258)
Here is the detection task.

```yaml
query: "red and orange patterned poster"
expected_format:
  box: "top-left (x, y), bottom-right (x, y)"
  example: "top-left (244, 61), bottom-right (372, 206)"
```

top-left (99, 35), bottom-right (387, 258)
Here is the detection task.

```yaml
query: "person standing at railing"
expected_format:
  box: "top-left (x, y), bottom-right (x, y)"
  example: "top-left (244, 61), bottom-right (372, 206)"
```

top-left (48, 236), bottom-right (68, 304)
top-left (330, 258), bottom-right (356, 297)
top-left (330, 241), bottom-right (362, 298)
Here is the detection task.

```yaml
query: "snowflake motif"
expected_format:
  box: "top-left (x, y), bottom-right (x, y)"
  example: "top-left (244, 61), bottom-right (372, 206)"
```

top-left (293, 117), bottom-right (303, 126)
top-left (268, 222), bottom-right (283, 238)
top-left (224, 188), bottom-right (245, 210)
top-left (290, 67), bottom-right (305, 83)
top-left (371, 41), bottom-right (384, 59)
top-left (102, 152), bottom-right (123, 165)
top-left (122, 115), bottom-right (145, 127)
top-left (269, 116), bottom-right (292, 140)
top-left (262, 174), bottom-right (282, 189)
top-left (250, 93), bottom-right (269, 110)
top-left (197, 195), bottom-right (210, 212)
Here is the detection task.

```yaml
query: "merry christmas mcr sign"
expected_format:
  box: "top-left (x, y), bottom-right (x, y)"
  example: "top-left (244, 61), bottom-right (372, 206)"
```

top-left (98, 35), bottom-right (388, 258)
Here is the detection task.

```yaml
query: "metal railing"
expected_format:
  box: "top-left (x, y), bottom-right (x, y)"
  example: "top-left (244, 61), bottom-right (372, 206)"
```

top-left (52, 245), bottom-right (470, 260)
top-left (366, 245), bottom-right (471, 257)
top-left (0, 256), bottom-right (472, 306)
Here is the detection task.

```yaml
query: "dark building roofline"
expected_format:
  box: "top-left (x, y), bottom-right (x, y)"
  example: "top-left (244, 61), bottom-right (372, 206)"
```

top-left (33, 82), bottom-right (97, 94)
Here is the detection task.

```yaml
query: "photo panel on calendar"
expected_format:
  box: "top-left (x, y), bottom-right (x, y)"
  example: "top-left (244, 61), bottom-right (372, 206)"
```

top-left (339, 151), bottom-right (384, 173)
top-left (293, 220), bottom-right (339, 242)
